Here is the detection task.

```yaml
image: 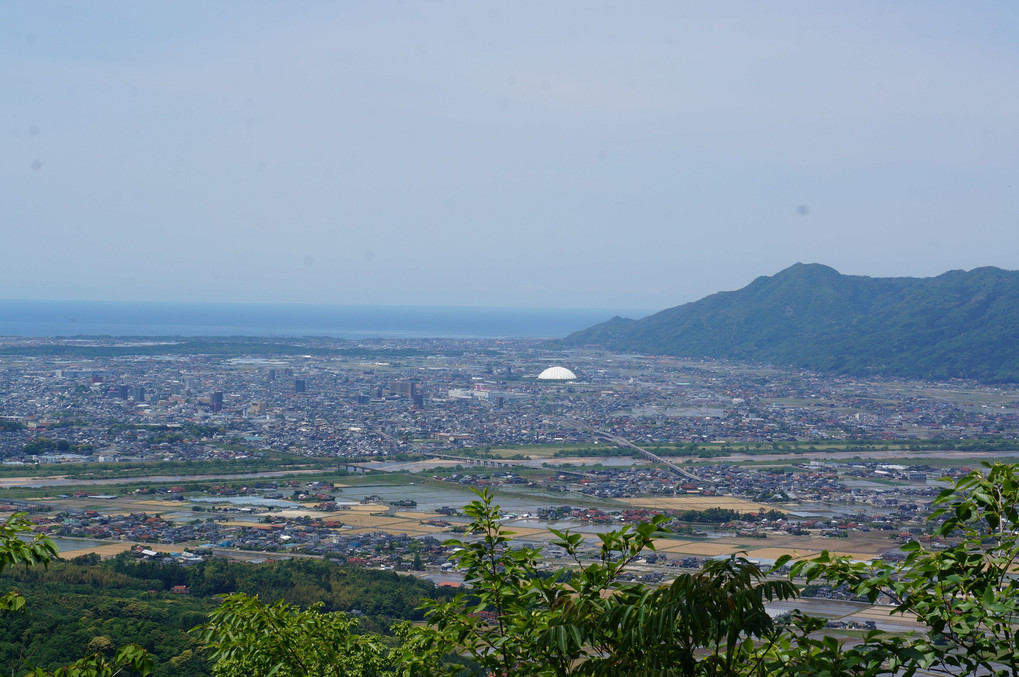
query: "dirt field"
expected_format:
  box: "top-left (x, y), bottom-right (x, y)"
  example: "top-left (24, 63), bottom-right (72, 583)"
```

top-left (652, 540), bottom-right (740, 556)
top-left (643, 527), bottom-right (894, 563)
top-left (320, 505), bottom-right (452, 536)
top-left (57, 542), bottom-right (185, 558)
top-left (271, 509), bottom-right (332, 519)
top-left (133, 499), bottom-right (183, 509)
top-left (845, 605), bottom-right (922, 629)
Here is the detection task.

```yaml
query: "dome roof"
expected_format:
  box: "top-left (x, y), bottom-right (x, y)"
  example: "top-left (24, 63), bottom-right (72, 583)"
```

top-left (537, 366), bottom-right (577, 381)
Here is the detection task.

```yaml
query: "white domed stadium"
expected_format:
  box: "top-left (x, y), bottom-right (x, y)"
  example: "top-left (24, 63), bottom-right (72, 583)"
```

top-left (537, 366), bottom-right (577, 381)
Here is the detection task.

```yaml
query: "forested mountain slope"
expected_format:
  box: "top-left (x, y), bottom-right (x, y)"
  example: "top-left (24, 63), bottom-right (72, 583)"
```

top-left (565, 263), bottom-right (1019, 382)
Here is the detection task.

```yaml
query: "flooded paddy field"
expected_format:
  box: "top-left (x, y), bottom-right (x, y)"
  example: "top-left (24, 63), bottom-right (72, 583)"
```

top-left (0, 448), bottom-right (936, 575)
top-left (330, 481), bottom-right (604, 514)
top-left (0, 467), bottom-right (337, 489)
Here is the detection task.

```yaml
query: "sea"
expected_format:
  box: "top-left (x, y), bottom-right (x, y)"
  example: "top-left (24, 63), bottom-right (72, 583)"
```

top-left (0, 300), bottom-right (648, 340)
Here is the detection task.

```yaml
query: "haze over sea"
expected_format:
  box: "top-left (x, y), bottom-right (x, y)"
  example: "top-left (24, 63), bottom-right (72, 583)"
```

top-left (0, 301), bottom-right (649, 340)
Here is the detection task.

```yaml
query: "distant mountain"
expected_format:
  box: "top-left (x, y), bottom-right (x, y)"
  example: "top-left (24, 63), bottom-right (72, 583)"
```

top-left (564, 263), bottom-right (1019, 383)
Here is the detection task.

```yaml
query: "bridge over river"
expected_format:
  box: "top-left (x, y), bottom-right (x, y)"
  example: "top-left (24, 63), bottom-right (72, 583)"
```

top-left (592, 430), bottom-right (716, 485)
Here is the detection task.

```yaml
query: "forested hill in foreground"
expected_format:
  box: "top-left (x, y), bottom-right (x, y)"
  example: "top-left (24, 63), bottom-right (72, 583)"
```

top-left (564, 263), bottom-right (1019, 383)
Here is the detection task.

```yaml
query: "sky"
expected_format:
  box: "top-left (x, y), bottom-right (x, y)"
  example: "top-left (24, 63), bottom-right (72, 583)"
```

top-left (3, 2), bottom-right (1019, 312)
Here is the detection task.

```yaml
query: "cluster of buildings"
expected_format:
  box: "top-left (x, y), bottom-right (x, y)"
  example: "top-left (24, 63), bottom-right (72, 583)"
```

top-left (2, 337), bottom-right (1017, 469)
top-left (1, 337), bottom-right (1016, 581)
top-left (39, 511), bottom-right (215, 545)
top-left (34, 505), bottom-right (450, 570)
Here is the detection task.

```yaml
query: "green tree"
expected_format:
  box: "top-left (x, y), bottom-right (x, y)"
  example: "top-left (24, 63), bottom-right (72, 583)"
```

top-left (186, 464), bottom-right (1019, 676)
top-left (18, 645), bottom-right (154, 677)
top-left (196, 593), bottom-right (395, 677)
top-left (0, 514), bottom-right (57, 614)
top-left (403, 489), bottom-right (797, 677)
top-left (790, 462), bottom-right (1019, 676)
top-left (589, 555), bottom-right (797, 676)
top-left (0, 514), bottom-right (152, 677)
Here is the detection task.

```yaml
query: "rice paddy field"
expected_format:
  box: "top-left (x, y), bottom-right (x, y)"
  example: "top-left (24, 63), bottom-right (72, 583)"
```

top-left (619, 496), bottom-right (777, 512)
top-left (0, 449), bottom-right (927, 572)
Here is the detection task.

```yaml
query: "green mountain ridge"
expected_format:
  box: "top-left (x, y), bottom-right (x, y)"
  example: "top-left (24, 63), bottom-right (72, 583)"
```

top-left (564, 263), bottom-right (1019, 382)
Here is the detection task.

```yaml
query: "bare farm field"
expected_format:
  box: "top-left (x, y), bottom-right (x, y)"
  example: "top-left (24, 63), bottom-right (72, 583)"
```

top-left (650, 529), bottom-right (895, 564)
top-left (652, 540), bottom-right (744, 557)
top-left (57, 542), bottom-right (179, 559)
top-left (716, 531), bottom-right (894, 556)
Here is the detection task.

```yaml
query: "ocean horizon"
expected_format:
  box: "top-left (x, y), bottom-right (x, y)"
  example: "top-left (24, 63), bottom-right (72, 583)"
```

top-left (0, 300), bottom-right (651, 340)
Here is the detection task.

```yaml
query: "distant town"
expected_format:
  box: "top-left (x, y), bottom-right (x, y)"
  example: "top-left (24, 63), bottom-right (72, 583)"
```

top-left (1, 335), bottom-right (1017, 618)
top-left (4, 336), bottom-right (1016, 460)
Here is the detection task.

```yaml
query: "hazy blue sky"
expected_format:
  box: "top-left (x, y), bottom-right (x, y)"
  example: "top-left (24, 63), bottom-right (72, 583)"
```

top-left (3, 2), bottom-right (1018, 312)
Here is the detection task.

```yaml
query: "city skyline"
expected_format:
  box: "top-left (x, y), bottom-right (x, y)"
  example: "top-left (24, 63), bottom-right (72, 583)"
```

top-left (4, 2), bottom-right (1018, 310)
